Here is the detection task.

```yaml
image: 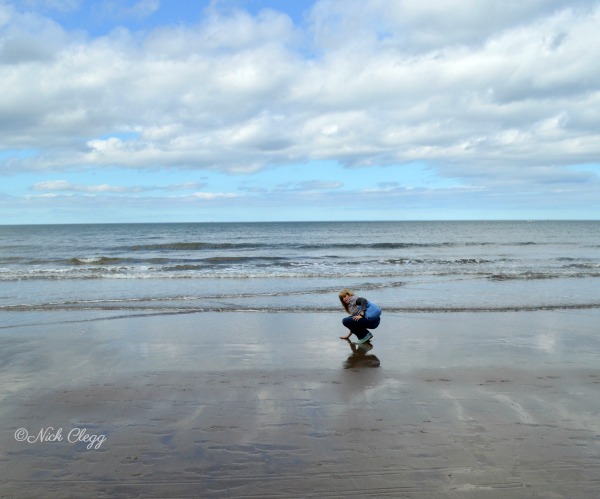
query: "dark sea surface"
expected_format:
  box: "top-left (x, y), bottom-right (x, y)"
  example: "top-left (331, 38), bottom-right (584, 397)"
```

top-left (1, 221), bottom-right (599, 327)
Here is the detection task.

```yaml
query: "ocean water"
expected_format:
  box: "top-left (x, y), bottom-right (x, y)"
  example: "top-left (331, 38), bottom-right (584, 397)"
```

top-left (1, 221), bottom-right (599, 325)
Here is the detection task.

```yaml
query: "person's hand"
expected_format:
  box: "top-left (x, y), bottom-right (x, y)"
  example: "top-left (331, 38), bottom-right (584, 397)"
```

top-left (352, 315), bottom-right (362, 321)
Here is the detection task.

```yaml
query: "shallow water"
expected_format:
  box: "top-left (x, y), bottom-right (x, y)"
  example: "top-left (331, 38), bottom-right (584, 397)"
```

top-left (1, 221), bottom-right (599, 325)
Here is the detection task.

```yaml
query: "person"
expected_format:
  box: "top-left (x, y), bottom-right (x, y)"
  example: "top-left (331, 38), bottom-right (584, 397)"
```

top-left (338, 288), bottom-right (380, 344)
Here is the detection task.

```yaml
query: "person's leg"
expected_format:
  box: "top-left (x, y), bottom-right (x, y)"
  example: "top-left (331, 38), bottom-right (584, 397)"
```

top-left (353, 317), bottom-right (380, 342)
top-left (366, 317), bottom-right (380, 330)
top-left (342, 316), bottom-right (369, 340)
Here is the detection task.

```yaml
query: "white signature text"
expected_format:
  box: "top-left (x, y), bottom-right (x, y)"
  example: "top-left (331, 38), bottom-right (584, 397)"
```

top-left (14, 427), bottom-right (107, 450)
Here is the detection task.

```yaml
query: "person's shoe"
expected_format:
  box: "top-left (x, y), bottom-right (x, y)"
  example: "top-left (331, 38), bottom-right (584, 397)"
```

top-left (356, 332), bottom-right (373, 344)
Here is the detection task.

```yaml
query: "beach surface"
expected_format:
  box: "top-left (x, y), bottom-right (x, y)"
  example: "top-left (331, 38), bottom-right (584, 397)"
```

top-left (1, 310), bottom-right (600, 498)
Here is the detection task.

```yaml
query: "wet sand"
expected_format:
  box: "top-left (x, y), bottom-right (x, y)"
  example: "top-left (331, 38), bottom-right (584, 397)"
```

top-left (1, 310), bottom-right (600, 497)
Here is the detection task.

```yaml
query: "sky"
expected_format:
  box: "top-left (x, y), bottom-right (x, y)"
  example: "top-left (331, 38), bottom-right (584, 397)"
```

top-left (1, 0), bottom-right (600, 223)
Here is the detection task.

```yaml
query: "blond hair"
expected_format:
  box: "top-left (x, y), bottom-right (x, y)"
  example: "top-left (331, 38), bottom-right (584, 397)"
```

top-left (338, 288), bottom-right (355, 314)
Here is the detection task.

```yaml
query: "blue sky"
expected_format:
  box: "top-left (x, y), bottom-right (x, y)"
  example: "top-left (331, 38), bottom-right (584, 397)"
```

top-left (1, 0), bottom-right (600, 223)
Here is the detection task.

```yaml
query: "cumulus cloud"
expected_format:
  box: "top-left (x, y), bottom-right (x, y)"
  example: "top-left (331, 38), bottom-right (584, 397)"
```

top-left (1, 0), bottom-right (600, 196)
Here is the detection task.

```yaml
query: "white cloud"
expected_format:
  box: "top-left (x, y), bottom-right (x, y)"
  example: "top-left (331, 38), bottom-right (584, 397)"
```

top-left (190, 191), bottom-right (239, 200)
top-left (0, 0), bottom-right (599, 200)
top-left (307, 0), bottom-right (595, 53)
top-left (32, 179), bottom-right (208, 192)
top-left (33, 180), bottom-right (134, 192)
top-left (275, 180), bottom-right (343, 191)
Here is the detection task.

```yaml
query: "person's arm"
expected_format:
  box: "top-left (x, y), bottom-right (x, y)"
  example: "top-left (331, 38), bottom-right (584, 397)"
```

top-left (353, 297), bottom-right (367, 320)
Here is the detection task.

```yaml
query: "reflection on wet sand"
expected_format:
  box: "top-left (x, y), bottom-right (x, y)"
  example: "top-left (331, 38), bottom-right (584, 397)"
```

top-left (3, 311), bottom-right (600, 498)
top-left (343, 340), bottom-right (381, 369)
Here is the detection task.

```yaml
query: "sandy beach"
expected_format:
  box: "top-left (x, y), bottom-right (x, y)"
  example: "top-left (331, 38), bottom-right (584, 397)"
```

top-left (1, 310), bottom-right (600, 497)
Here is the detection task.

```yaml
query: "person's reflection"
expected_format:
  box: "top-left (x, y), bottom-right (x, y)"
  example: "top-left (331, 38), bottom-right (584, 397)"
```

top-left (343, 340), bottom-right (381, 369)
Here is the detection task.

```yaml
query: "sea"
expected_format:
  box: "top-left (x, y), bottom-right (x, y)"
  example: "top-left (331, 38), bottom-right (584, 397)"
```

top-left (1, 221), bottom-right (599, 327)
